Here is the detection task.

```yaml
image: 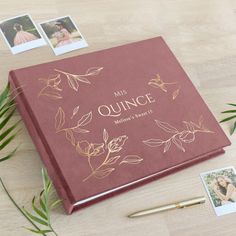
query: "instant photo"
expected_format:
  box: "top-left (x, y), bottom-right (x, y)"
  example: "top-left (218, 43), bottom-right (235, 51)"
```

top-left (201, 166), bottom-right (236, 216)
top-left (0, 14), bottom-right (46, 54)
top-left (40, 16), bottom-right (88, 55)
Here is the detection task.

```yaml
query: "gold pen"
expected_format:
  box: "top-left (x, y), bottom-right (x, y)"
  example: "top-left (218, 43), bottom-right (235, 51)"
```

top-left (128, 196), bottom-right (206, 218)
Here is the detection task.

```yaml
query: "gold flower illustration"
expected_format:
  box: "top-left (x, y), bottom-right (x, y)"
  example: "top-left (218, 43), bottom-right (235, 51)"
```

top-left (148, 74), bottom-right (181, 100)
top-left (178, 130), bottom-right (195, 143)
top-left (38, 74), bottom-right (63, 99)
top-left (38, 67), bottom-right (103, 99)
top-left (54, 110), bottom-right (143, 182)
top-left (108, 136), bottom-right (128, 153)
top-left (143, 116), bottom-right (214, 153)
top-left (79, 129), bottom-right (142, 182)
top-left (54, 107), bottom-right (92, 146)
top-left (76, 141), bottom-right (105, 157)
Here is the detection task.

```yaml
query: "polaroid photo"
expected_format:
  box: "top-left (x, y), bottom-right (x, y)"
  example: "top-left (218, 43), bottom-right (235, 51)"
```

top-left (0, 14), bottom-right (46, 54)
top-left (200, 166), bottom-right (236, 216)
top-left (39, 16), bottom-right (88, 56)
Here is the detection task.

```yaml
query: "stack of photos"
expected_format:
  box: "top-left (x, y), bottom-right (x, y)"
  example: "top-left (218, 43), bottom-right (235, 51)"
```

top-left (0, 14), bottom-right (87, 55)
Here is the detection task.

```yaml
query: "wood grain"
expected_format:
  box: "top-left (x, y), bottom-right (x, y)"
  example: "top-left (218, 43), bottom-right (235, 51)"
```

top-left (0, 0), bottom-right (236, 235)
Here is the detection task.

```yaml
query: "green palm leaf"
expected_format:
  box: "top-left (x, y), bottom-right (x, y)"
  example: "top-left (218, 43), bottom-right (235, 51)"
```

top-left (0, 83), bottom-right (20, 162)
top-left (23, 168), bottom-right (60, 235)
top-left (1, 168), bottom-right (61, 236)
top-left (221, 103), bottom-right (236, 135)
top-left (24, 228), bottom-right (52, 235)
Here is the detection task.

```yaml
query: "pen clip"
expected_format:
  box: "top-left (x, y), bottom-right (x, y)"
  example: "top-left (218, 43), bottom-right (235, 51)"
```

top-left (176, 197), bottom-right (206, 209)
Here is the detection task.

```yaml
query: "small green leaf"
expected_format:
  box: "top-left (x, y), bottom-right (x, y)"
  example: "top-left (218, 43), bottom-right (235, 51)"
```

top-left (227, 103), bottom-right (236, 107)
top-left (0, 120), bottom-right (20, 141)
top-left (0, 92), bottom-right (18, 114)
top-left (39, 191), bottom-right (47, 213)
top-left (42, 169), bottom-right (49, 190)
top-left (0, 103), bottom-right (15, 118)
top-left (0, 84), bottom-right (10, 109)
top-left (221, 110), bottom-right (236, 114)
top-left (0, 132), bottom-right (18, 151)
top-left (220, 115), bottom-right (236, 123)
top-left (0, 147), bottom-right (18, 162)
top-left (24, 227), bottom-right (52, 234)
top-left (22, 208), bottom-right (49, 226)
top-left (32, 196), bottom-right (48, 221)
top-left (46, 181), bottom-right (52, 194)
top-left (230, 121), bottom-right (236, 135)
top-left (0, 108), bottom-right (16, 130)
top-left (50, 199), bottom-right (62, 209)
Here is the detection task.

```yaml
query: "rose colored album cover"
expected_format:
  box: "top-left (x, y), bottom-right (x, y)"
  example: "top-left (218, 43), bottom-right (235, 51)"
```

top-left (9, 37), bottom-right (231, 214)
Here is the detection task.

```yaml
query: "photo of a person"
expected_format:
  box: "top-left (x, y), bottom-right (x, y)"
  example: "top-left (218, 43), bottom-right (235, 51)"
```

top-left (0, 14), bottom-right (45, 54)
top-left (201, 166), bottom-right (236, 216)
top-left (53, 20), bottom-right (75, 48)
top-left (212, 176), bottom-right (236, 205)
top-left (40, 16), bottom-right (88, 55)
top-left (13, 23), bottom-right (38, 46)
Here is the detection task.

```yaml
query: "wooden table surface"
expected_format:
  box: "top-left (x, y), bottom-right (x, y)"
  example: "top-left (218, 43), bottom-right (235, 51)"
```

top-left (0, 1), bottom-right (236, 235)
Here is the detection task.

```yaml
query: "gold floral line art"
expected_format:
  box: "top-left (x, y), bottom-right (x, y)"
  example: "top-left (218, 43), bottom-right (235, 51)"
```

top-left (54, 107), bottom-right (143, 182)
top-left (143, 116), bottom-right (214, 153)
top-left (76, 129), bottom-right (143, 182)
top-left (71, 105), bottom-right (80, 119)
top-left (54, 66), bottom-right (103, 92)
top-left (148, 74), bottom-right (181, 100)
top-left (38, 74), bottom-right (63, 99)
top-left (55, 106), bottom-right (92, 146)
top-left (38, 67), bottom-right (103, 99)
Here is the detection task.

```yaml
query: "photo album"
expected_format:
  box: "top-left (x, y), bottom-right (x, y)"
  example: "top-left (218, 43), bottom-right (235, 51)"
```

top-left (8, 37), bottom-right (231, 214)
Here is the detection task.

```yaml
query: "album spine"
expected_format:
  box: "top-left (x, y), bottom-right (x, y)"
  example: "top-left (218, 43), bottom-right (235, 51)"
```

top-left (8, 71), bottom-right (74, 214)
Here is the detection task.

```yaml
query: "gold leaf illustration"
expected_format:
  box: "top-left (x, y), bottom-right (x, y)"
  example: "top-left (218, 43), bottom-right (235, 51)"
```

top-left (86, 67), bottom-right (103, 76)
top-left (120, 155), bottom-right (143, 165)
top-left (172, 88), bottom-right (180, 100)
top-left (105, 156), bottom-right (120, 165)
top-left (65, 129), bottom-right (76, 146)
top-left (76, 76), bottom-right (91, 84)
top-left (172, 137), bottom-right (185, 152)
top-left (72, 127), bottom-right (90, 134)
top-left (179, 131), bottom-right (195, 143)
top-left (103, 129), bottom-right (109, 143)
top-left (183, 121), bottom-right (195, 132)
top-left (199, 115), bottom-right (204, 127)
top-left (67, 74), bottom-right (79, 91)
top-left (143, 139), bottom-right (164, 147)
top-left (155, 120), bottom-right (179, 133)
top-left (55, 107), bottom-right (65, 131)
top-left (77, 112), bottom-right (92, 127)
top-left (143, 117), bottom-right (213, 153)
top-left (71, 105), bottom-right (80, 119)
top-left (148, 81), bottom-right (167, 92)
top-left (39, 91), bottom-right (63, 100)
top-left (94, 168), bottom-right (115, 179)
top-left (163, 140), bottom-right (171, 153)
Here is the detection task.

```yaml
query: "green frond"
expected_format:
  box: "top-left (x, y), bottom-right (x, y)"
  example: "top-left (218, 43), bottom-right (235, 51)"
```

top-left (221, 103), bottom-right (236, 135)
top-left (0, 84), bottom-right (20, 162)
